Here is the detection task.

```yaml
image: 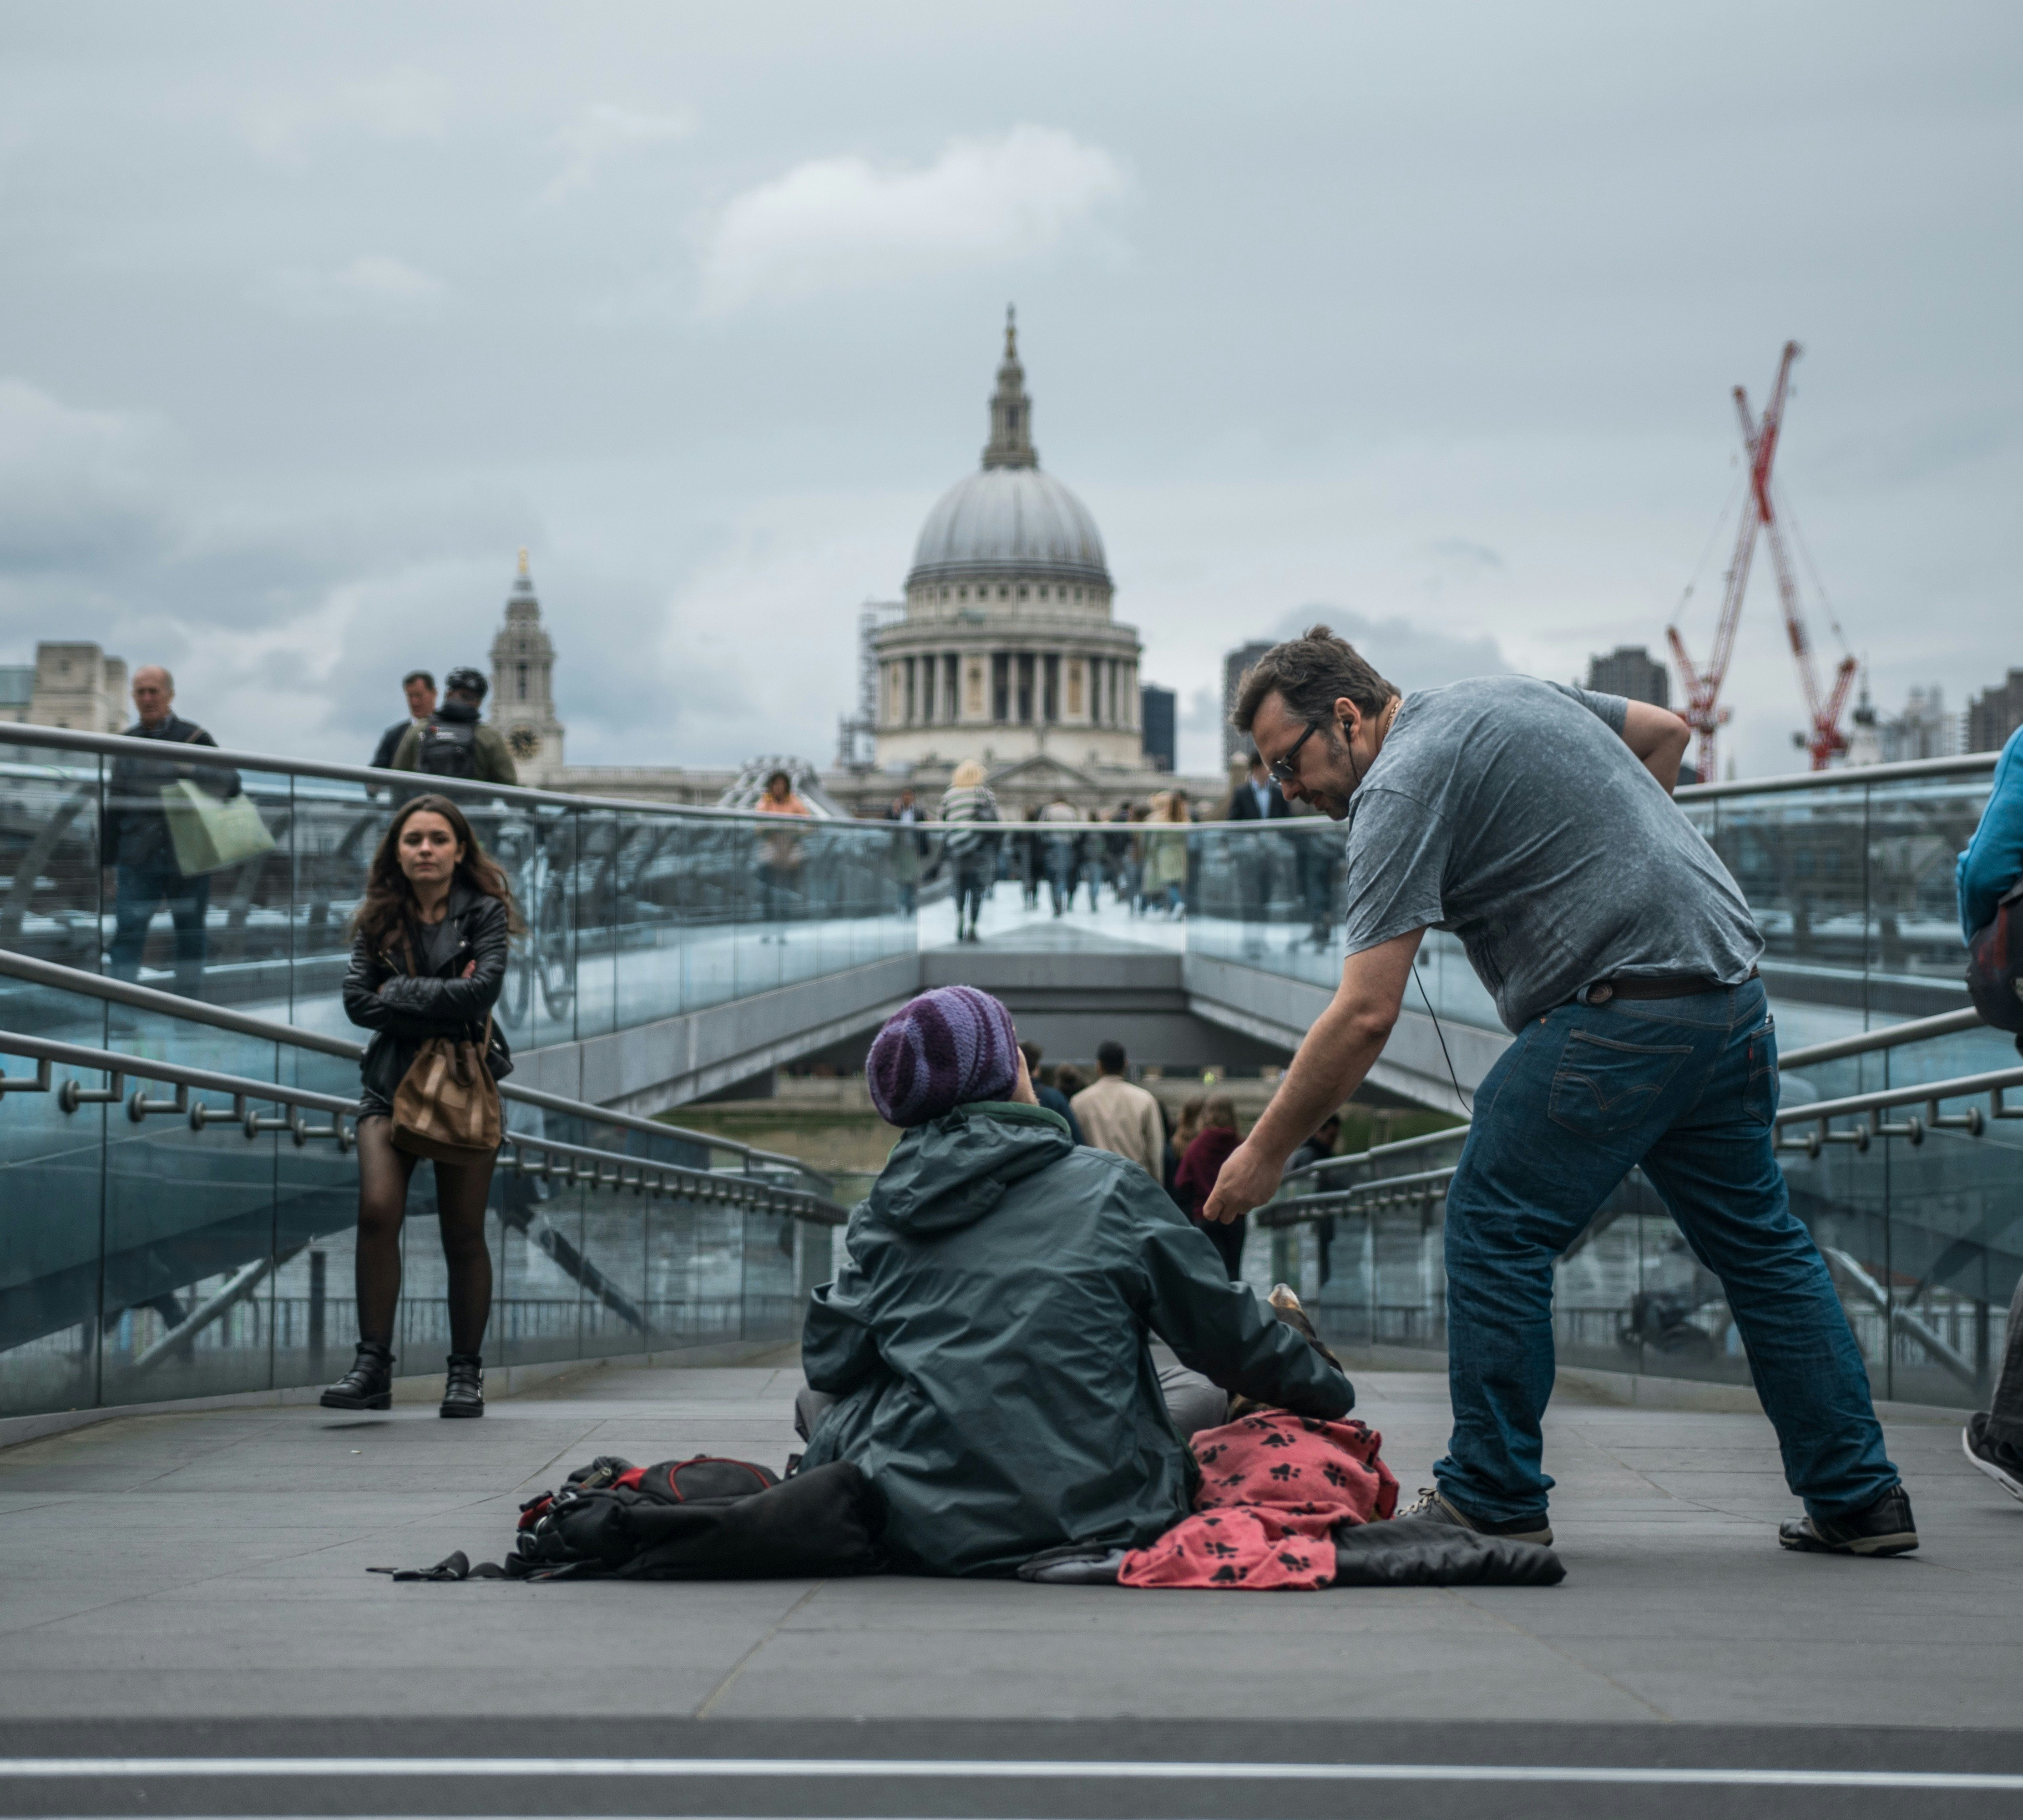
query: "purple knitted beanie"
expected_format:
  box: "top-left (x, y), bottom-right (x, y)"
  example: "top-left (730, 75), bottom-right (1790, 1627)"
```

top-left (866, 986), bottom-right (1019, 1127)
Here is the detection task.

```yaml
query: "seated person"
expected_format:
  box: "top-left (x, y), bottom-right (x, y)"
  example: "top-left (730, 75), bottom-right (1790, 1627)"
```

top-left (796, 985), bottom-right (1354, 1577)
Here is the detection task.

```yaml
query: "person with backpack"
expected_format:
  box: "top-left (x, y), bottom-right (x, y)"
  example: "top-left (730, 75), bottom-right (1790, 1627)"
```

top-left (320, 793), bottom-right (518, 1419)
top-left (1957, 719), bottom-right (2023, 1501)
top-left (389, 667), bottom-right (518, 787)
top-left (797, 986), bottom-right (1351, 1577)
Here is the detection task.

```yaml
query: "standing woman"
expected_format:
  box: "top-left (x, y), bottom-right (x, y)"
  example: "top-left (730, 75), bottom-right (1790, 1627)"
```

top-left (320, 794), bottom-right (519, 1417)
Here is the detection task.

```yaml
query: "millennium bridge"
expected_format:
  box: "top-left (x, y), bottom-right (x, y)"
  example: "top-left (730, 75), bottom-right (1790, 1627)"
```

top-left (0, 721), bottom-right (2018, 1815)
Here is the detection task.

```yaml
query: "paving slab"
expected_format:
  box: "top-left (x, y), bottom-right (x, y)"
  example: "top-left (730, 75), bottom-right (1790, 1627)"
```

top-left (0, 1354), bottom-right (2017, 1737)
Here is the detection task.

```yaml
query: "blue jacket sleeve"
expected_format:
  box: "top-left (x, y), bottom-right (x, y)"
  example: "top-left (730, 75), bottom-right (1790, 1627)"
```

top-left (1958, 726), bottom-right (2023, 942)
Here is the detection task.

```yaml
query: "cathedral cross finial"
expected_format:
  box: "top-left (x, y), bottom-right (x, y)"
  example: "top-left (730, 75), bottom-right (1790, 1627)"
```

top-left (516, 546), bottom-right (530, 578)
top-left (1005, 303), bottom-right (1017, 358)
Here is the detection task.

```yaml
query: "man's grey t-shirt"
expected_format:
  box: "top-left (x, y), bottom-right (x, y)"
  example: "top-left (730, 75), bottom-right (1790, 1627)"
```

top-left (1339, 676), bottom-right (1762, 1031)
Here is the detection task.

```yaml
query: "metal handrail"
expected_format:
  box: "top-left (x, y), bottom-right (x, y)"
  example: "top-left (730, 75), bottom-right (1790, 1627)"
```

top-left (1777, 1007), bottom-right (1988, 1069)
top-left (1267, 1061), bottom-right (2023, 1223)
top-left (2, 718), bottom-right (1998, 827)
top-left (0, 948), bottom-right (832, 1189)
top-left (1276, 1006), bottom-right (2000, 1189)
top-left (1675, 749), bottom-right (2001, 801)
top-left (0, 1028), bottom-right (843, 1223)
top-left (0, 722), bottom-right (876, 828)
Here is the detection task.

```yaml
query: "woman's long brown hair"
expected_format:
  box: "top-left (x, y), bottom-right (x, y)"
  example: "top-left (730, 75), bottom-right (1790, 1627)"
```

top-left (350, 794), bottom-right (521, 956)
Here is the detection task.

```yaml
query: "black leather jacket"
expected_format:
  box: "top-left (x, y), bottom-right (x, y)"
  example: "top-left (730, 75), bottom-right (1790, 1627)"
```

top-left (342, 883), bottom-right (514, 1105)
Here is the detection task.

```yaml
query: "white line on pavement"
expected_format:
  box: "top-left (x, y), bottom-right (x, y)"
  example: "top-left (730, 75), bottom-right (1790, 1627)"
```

top-left (0, 1759), bottom-right (2019, 1792)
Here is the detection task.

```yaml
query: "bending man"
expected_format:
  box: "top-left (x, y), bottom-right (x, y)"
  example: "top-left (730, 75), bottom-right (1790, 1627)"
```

top-left (1203, 626), bottom-right (1913, 1558)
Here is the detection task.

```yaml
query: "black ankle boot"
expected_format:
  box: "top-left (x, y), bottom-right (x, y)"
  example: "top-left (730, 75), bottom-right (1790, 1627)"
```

top-left (320, 1340), bottom-right (394, 1411)
top-left (440, 1353), bottom-right (485, 1419)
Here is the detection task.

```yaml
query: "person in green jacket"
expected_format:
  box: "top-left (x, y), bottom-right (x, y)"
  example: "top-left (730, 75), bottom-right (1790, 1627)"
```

top-left (797, 985), bottom-right (1353, 1578)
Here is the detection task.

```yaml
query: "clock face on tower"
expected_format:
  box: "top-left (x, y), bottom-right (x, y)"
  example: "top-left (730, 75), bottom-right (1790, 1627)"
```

top-left (507, 725), bottom-right (541, 759)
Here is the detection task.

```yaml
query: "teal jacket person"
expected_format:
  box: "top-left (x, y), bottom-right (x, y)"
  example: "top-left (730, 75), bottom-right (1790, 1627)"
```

top-left (798, 986), bottom-right (1352, 1578)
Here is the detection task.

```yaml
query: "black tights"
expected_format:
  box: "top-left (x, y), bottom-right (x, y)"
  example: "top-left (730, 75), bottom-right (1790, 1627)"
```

top-left (353, 1116), bottom-right (496, 1356)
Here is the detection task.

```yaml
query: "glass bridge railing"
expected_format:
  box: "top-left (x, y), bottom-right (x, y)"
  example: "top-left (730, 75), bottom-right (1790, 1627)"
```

top-left (0, 966), bottom-right (844, 1422)
top-left (0, 725), bottom-right (916, 1072)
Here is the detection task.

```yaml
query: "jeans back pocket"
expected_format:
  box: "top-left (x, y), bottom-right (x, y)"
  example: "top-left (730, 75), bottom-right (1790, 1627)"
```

top-left (1548, 1027), bottom-right (1696, 1138)
top-left (1740, 1016), bottom-right (1779, 1126)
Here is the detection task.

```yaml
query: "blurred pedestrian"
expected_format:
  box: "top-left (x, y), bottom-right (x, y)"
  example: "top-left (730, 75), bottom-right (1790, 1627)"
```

top-left (938, 759), bottom-right (1001, 943)
top-left (390, 667), bottom-right (518, 786)
top-left (1070, 1040), bottom-right (1163, 1178)
top-left (1289, 1110), bottom-right (1345, 1287)
top-left (755, 768), bottom-right (812, 936)
top-left (1018, 1040), bottom-right (1083, 1145)
top-left (1039, 794), bottom-right (1080, 916)
top-left (371, 670), bottom-right (436, 770)
top-left (1175, 1094), bottom-right (1246, 1279)
top-left (1142, 790), bottom-right (1189, 916)
top-left (102, 666), bottom-right (243, 1000)
top-left (885, 785), bottom-right (927, 915)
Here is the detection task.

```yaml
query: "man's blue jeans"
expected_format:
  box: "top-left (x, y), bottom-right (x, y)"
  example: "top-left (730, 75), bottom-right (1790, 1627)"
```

top-left (1435, 977), bottom-right (1898, 1527)
top-left (108, 864), bottom-right (210, 997)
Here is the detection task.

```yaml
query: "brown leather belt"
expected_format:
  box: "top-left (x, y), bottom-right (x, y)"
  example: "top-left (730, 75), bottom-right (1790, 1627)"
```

top-left (1579, 966), bottom-right (1758, 1007)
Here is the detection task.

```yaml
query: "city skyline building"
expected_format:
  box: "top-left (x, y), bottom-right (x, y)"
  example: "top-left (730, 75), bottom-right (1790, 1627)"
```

top-left (870, 311), bottom-right (1146, 779)
top-left (1221, 640), bottom-right (1274, 763)
top-left (486, 549), bottom-right (566, 786)
top-left (1586, 644), bottom-right (1670, 708)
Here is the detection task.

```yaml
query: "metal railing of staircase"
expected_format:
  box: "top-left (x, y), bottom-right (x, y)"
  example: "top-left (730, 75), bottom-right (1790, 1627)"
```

top-left (1265, 1002), bottom-right (2018, 1224)
top-left (0, 947), bottom-right (837, 1197)
top-left (0, 1027), bottom-right (843, 1222)
top-left (0, 1026), bottom-right (843, 1375)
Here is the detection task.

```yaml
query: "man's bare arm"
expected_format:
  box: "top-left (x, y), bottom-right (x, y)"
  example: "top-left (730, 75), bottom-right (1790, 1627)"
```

top-left (1201, 929), bottom-right (1425, 1225)
top-left (1618, 700), bottom-right (1692, 794)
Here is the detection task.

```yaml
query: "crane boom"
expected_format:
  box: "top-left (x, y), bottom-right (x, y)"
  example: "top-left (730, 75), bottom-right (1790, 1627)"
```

top-left (1667, 341), bottom-right (1852, 777)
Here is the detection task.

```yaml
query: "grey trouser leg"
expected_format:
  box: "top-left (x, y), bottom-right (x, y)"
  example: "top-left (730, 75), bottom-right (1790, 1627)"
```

top-left (1985, 1273), bottom-right (2023, 1448)
top-left (1159, 1364), bottom-right (1229, 1440)
top-left (794, 1385), bottom-right (837, 1443)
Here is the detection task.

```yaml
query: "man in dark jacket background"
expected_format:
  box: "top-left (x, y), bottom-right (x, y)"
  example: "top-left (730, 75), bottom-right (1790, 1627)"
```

top-left (389, 667), bottom-right (518, 786)
top-left (798, 986), bottom-right (1351, 1577)
top-left (370, 670), bottom-right (437, 770)
top-left (101, 665), bottom-right (241, 998)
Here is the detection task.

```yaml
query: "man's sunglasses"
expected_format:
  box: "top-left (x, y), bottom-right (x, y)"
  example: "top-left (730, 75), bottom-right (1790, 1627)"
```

top-left (1266, 722), bottom-right (1319, 787)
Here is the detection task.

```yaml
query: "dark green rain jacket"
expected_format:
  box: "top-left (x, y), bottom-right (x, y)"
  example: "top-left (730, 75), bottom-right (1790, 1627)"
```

top-left (798, 1100), bottom-right (1353, 1577)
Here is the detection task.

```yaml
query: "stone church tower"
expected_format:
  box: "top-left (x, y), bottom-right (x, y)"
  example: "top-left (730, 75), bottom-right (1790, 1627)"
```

top-left (488, 549), bottom-right (566, 784)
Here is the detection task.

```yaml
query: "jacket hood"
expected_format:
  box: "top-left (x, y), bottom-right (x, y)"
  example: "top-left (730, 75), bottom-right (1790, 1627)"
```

top-left (866, 1101), bottom-right (1072, 1235)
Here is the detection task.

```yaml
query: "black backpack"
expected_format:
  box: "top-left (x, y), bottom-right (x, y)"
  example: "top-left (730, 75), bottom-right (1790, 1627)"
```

top-left (1967, 879), bottom-right (2023, 1038)
top-left (509, 1452), bottom-right (882, 1580)
top-left (416, 716), bottom-right (479, 779)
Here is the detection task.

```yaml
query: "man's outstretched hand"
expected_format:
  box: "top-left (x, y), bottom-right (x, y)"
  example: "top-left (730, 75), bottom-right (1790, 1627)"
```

top-left (1202, 1136), bottom-right (1285, 1226)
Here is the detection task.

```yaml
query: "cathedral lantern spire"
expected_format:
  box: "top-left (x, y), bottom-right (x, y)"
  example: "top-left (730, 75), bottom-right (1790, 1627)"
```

top-left (981, 304), bottom-right (1038, 470)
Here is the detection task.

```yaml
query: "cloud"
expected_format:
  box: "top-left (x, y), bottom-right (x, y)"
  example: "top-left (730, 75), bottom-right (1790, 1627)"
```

top-left (262, 254), bottom-right (447, 319)
top-left (1273, 605), bottom-right (1515, 697)
top-left (242, 67), bottom-right (450, 158)
top-left (698, 125), bottom-right (1129, 313)
top-left (540, 103), bottom-right (697, 203)
top-left (0, 380), bottom-right (175, 573)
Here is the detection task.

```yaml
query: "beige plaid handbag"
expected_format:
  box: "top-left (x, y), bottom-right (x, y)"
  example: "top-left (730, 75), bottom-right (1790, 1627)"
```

top-left (390, 1016), bottom-right (502, 1166)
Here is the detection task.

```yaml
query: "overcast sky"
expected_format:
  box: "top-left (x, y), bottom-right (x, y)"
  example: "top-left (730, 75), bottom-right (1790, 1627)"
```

top-left (2, 2), bottom-right (2017, 778)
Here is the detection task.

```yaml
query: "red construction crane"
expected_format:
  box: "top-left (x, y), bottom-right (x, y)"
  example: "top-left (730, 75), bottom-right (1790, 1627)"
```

top-left (1667, 341), bottom-right (1858, 779)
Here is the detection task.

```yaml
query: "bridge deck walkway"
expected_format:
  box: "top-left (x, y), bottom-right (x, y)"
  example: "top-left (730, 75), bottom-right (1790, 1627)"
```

top-left (0, 1359), bottom-right (2013, 1729)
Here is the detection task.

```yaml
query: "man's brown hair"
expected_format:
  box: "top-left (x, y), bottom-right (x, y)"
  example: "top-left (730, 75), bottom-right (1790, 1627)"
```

top-left (1231, 624), bottom-right (1397, 739)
